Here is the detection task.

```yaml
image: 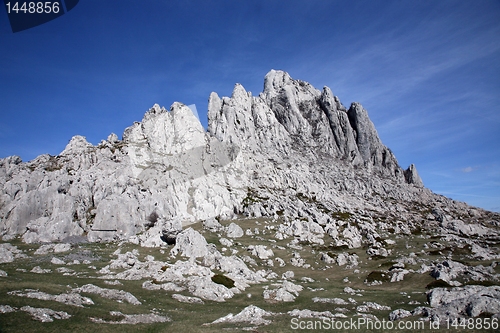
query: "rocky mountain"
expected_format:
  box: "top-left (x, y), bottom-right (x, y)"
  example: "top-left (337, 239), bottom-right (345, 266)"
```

top-left (1, 70), bottom-right (432, 244)
top-left (1, 70), bottom-right (499, 329)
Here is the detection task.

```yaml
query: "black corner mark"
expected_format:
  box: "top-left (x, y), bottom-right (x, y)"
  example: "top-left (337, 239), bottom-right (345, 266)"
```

top-left (3, 0), bottom-right (79, 33)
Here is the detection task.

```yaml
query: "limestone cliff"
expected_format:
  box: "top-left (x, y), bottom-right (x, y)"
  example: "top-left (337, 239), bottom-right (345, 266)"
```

top-left (0, 70), bottom-right (487, 245)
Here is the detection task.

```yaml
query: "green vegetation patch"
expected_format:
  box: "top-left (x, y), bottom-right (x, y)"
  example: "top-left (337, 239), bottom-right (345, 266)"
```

top-left (365, 271), bottom-right (391, 284)
top-left (211, 274), bottom-right (235, 288)
top-left (426, 279), bottom-right (452, 289)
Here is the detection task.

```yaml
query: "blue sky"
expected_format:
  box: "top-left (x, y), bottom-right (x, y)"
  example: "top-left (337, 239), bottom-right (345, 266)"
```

top-left (1, 1), bottom-right (499, 212)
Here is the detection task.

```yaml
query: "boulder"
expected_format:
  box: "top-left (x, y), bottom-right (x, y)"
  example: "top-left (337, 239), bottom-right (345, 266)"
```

top-left (170, 228), bottom-right (209, 258)
top-left (209, 305), bottom-right (274, 326)
top-left (226, 223), bottom-right (244, 238)
top-left (248, 245), bottom-right (274, 259)
top-left (0, 243), bottom-right (26, 263)
top-left (20, 306), bottom-right (71, 322)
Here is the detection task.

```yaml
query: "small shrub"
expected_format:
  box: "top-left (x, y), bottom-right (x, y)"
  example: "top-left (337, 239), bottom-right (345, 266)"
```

top-left (426, 279), bottom-right (452, 289)
top-left (211, 274), bottom-right (235, 288)
top-left (145, 211), bottom-right (159, 228)
top-left (365, 271), bottom-right (390, 284)
top-left (331, 211), bottom-right (353, 221)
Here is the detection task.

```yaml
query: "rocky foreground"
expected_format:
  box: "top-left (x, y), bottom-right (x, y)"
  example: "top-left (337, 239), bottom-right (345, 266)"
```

top-left (0, 70), bottom-right (499, 331)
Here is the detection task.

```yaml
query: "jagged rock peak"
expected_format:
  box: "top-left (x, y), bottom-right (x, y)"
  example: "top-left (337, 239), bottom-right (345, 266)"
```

top-left (263, 69), bottom-right (293, 96)
top-left (209, 69), bottom-right (408, 183)
top-left (0, 69), bottom-right (439, 245)
top-left (60, 135), bottom-right (93, 156)
top-left (404, 164), bottom-right (424, 187)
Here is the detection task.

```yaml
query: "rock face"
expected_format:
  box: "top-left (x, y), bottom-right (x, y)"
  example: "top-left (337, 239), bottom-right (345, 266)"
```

top-left (427, 285), bottom-right (500, 318)
top-left (0, 69), bottom-right (492, 244)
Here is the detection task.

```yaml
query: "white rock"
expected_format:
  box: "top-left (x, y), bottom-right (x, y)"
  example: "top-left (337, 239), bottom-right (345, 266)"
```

top-left (172, 294), bottom-right (204, 304)
top-left (210, 305), bottom-right (274, 326)
top-left (51, 257), bottom-right (66, 265)
top-left (0, 243), bottom-right (26, 263)
top-left (219, 237), bottom-right (233, 247)
top-left (187, 276), bottom-right (234, 302)
top-left (30, 266), bottom-right (51, 274)
top-left (226, 223), bottom-right (244, 238)
top-left (20, 306), bottom-right (71, 322)
top-left (170, 228), bottom-right (209, 258)
top-left (74, 284), bottom-right (141, 305)
top-left (288, 309), bottom-right (336, 319)
top-left (203, 218), bottom-right (223, 232)
top-left (389, 309), bottom-right (413, 321)
top-left (9, 289), bottom-right (94, 307)
top-left (312, 297), bottom-right (349, 305)
top-left (248, 245), bottom-right (274, 259)
top-left (0, 305), bottom-right (16, 313)
top-left (90, 311), bottom-right (170, 324)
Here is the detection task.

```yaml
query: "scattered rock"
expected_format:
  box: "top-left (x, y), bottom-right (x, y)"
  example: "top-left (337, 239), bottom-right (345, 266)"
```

top-left (209, 305), bottom-right (274, 326)
top-left (203, 218), bottom-right (223, 232)
top-left (74, 284), bottom-right (141, 305)
top-left (20, 306), bottom-right (71, 322)
top-left (8, 289), bottom-right (94, 307)
top-left (0, 243), bottom-right (27, 263)
top-left (170, 228), bottom-right (209, 258)
top-left (344, 287), bottom-right (363, 295)
top-left (226, 223), bottom-right (244, 238)
top-left (288, 309), bottom-right (336, 319)
top-left (51, 257), bottom-right (66, 265)
top-left (172, 294), bottom-right (204, 304)
top-left (312, 297), bottom-right (349, 305)
top-left (336, 252), bottom-right (359, 267)
top-left (0, 305), bottom-right (16, 313)
top-left (187, 276), bottom-right (234, 302)
top-left (34, 243), bottom-right (71, 255)
top-left (90, 311), bottom-right (170, 324)
top-left (263, 281), bottom-right (303, 302)
top-left (142, 281), bottom-right (184, 292)
top-left (356, 302), bottom-right (391, 312)
top-left (389, 309), bottom-right (413, 321)
top-left (429, 260), bottom-right (497, 286)
top-left (290, 252), bottom-right (307, 267)
top-left (30, 266), bottom-right (51, 274)
top-left (248, 245), bottom-right (274, 259)
top-left (104, 280), bottom-right (123, 286)
top-left (219, 237), bottom-right (233, 247)
top-left (428, 285), bottom-right (500, 317)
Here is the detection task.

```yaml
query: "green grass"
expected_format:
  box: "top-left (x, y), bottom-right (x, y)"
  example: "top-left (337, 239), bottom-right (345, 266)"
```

top-left (0, 218), bottom-right (499, 333)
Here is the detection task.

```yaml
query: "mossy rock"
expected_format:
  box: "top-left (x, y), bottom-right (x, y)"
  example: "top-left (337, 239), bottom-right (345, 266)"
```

top-left (211, 274), bottom-right (235, 288)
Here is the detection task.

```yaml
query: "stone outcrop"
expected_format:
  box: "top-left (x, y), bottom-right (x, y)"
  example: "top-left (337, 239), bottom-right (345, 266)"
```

top-left (0, 69), bottom-right (495, 249)
top-left (391, 285), bottom-right (500, 324)
top-left (73, 284), bottom-right (141, 305)
top-left (209, 305), bottom-right (274, 326)
top-left (8, 289), bottom-right (94, 307)
top-left (20, 306), bottom-right (71, 322)
top-left (0, 243), bottom-right (27, 263)
top-left (90, 311), bottom-right (170, 324)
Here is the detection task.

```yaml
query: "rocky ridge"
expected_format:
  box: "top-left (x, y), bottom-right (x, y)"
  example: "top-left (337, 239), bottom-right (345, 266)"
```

top-left (0, 70), bottom-right (499, 329)
top-left (0, 70), bottom-right (464, 245)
